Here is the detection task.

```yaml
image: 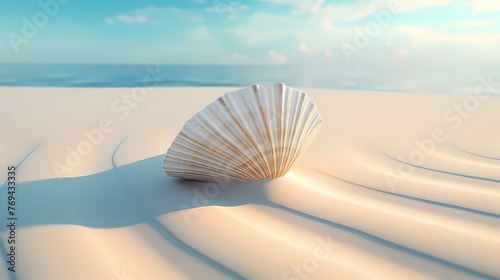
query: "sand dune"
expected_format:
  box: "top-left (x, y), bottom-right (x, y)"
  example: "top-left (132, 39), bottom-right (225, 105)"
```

top-left (1, 87), bottom-right (499, 280)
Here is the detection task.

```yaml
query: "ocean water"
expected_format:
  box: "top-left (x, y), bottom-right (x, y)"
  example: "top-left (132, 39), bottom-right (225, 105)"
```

top-left (0, 63), bottom-right (492, 94)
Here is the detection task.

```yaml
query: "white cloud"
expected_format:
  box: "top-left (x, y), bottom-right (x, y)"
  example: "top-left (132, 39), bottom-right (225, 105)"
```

top-left (457, 20), bottom-right (489, 26)
top-left (298, 42), bottom-right (309, 53)
top-left (442, 20), bottom-right (490, 27)
top-left (310, 0), bottom-right (324, 13)
top-left (224, 26), bottom-right (289, 45)
top-left (389, 25), bottom-right (500, 56)
top-left (316, 0), bottom-right (451, 24)
top-left (116, 14), bottom-right (147, 23)
top-left (124, 1), bottom-right (496, 66)
top-left (394, 25), bottom-right (498, 44)
top-left (227, 12), bottom-right (355, 60)
top-left (159, 26), bottom-right (222, 64)
top-left (260, 0), bottom-right (324, 14)
top-left (397, 48), bottom-right (409, 56)
top-left (322, 19), bottom-right (335, 32)
top-left (111, 6), bottom-right (203, 24)
top-left (206, 4), bottom-right (249, 12)
top-left (228, 52), bottom-right (255, 64)
top-left (206, 3), bottom-right (249, 19)
top-left (318, 3), bottom-right (379, 23)
top-left (398, 0), bottom-right (451, 12)
top-left (185, 26), bottom-right (211, 40)
top-left (385, 42), bottom-right (409, 58)
top-left (268, 50), bottom-right (287, 64)
top-left (246, 11), bottom-right (305, 29)
top-left (106, 18), bottom-right (114, 24)
top-left (470, 0), bottom-right (500, 11)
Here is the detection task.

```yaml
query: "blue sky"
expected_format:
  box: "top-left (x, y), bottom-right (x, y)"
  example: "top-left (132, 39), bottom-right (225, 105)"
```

top-left (1, 0), bottom-right (499, 66)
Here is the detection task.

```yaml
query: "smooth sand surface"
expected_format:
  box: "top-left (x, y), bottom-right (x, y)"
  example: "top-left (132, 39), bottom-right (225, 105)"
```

top-left (1, 86), bottom-right (499, 280)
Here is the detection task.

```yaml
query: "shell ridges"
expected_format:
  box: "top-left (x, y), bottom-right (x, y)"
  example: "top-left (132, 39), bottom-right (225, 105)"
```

top-left (163, 83), bottom-right (322, 182)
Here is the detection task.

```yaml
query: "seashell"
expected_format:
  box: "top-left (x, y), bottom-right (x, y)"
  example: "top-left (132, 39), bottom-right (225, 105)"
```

top-left (163, 83), bottom-right (322, 182)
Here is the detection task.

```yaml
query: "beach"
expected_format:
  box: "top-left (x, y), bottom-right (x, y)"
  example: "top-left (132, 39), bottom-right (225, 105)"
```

top-left (1, 86), bottom-right (499, 280)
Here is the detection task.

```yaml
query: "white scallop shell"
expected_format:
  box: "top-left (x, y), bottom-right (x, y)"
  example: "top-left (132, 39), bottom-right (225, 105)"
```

top-left (163, 83), bottom-right (322, 182)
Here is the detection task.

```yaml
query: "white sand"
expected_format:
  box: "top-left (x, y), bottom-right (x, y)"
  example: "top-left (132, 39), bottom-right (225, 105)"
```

top-left (1, 86), bottom-right (499, 280)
